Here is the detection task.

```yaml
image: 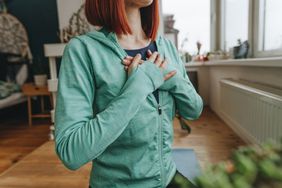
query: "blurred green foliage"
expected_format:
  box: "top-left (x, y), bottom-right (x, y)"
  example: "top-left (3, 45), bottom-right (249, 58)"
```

top-left (176, 139), bottom-right (282, 188)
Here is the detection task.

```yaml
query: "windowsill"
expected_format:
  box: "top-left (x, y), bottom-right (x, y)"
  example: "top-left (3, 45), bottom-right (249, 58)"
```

top-left (185, 57), bottom-right (282, 68)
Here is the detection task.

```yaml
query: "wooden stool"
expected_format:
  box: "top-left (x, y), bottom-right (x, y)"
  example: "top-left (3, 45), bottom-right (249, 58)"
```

top-left (21, 83), bottom-right (52, 127)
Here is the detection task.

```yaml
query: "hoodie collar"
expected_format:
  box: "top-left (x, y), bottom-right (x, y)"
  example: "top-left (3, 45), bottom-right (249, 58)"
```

top-left (98, 27), bottom-right (163, 46)
top-left (86, 27), bottom-right (164, 60)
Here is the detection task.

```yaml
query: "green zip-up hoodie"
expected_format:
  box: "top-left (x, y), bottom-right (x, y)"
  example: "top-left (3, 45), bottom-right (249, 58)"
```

top-left (54, 27), bottom-right (203, 188)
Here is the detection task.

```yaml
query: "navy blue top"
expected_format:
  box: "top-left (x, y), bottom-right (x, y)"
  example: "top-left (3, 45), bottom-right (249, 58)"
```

top-left (124, 42), bottom-right (159, 103)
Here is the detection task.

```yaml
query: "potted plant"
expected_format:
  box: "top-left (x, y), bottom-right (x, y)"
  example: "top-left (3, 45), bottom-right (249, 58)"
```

top-left (31, 57), bottom-right (48, 87)
top-left (173, 139), bottom-right (282, 188)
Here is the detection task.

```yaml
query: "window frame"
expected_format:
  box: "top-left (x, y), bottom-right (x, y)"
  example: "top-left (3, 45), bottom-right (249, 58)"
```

top-left (160, 0), bottom-right (212, 53)
top-left (161, 0), bottom-right (282, 58)
top-left (219, 0), bottom-right (253, 57)
top-left (217, 0), bottom-right (282, 58)
top-left (253, 0), bottom-right (282, 57)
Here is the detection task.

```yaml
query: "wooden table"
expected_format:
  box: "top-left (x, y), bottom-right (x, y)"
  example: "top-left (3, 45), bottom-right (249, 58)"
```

top-left (21, 83), bottom-right (52, 127)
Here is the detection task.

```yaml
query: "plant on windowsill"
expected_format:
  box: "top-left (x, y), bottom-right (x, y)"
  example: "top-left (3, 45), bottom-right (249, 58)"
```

top-left (31, 57), bottom-right (48, 87)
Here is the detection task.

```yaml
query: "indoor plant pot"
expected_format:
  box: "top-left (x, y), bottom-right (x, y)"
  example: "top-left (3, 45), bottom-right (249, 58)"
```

top-left (34, 74), bottom-right (47, 87)
top-left (31, 57), bottom-right (48, 87)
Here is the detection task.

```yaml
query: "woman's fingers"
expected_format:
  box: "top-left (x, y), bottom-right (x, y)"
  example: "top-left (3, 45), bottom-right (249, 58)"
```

top-left (132, 53), bottom-right (141, 62)
top-left (125, 56), bottom-right (134, 60)
top-left (148, 52), bottom-right (158, 62)
top-left (122, 56), bottom-right (133, 65)
top-left (164, 70), bottom-right (177, 81)
top-left (154, 54), bottom-right (163, 67)
top-left (124, 52), bottom-right (159, 67)
top-left (147, 50), bottom-right (153, 59)
top-left (123, 55), bottom-right (144, 69)
top-left (160, 58), bottom-right (167, 69)
top-left (127, 53), bottom-right (141, 75)
top-left (162, 57), bottom-right (177, 80)
top-left (124, 52), bottom-right (176, 81)
top-left (131, 54), bottom-right (142, 67)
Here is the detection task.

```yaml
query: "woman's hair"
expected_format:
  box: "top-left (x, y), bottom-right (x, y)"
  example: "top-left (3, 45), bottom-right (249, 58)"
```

top-left (85, 0), bottom-right (160, 41)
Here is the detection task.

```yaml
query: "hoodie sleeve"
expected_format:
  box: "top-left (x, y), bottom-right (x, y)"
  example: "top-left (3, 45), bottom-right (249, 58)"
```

top-left (54, 37), bottom-right (164, 170)
top-left (159, 40), bottom-right (203, 120)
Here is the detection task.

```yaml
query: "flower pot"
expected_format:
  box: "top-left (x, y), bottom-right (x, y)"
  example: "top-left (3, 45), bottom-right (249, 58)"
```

top-left (34, 74), bottom-right (47, 87)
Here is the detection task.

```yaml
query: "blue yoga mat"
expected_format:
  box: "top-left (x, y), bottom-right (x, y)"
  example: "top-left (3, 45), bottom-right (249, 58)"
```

top-left (172, 148), bottom-right (202, 183)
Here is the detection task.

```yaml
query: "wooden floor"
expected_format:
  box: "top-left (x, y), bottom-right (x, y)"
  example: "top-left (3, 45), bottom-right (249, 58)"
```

top-left (0, 107), bottom-right (245, 187)
top-left (174, 107), bottom-right (245, 169)
top-left (0, 103), bottom-right (50, 174)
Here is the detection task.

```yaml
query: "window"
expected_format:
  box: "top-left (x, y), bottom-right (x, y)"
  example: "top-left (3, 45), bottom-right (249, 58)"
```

top-left (257, 0), bottom-right (282, 52)
top-left (161, 0), bottom-right (282, 58)
top-left (219, 0), bottom-right (282, 57)
top-left (221, 0), bottom-right (250, 52)
top-left (162, 0), bottom-right (210, 55)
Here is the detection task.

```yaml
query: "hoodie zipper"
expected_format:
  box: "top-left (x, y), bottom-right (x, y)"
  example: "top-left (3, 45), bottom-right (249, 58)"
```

top-left (106, 30), bottom-right (165, 187)
top-left (155, 36), bottom-right (165, 188)
top-left (157, 92), bottom-right (165, 187)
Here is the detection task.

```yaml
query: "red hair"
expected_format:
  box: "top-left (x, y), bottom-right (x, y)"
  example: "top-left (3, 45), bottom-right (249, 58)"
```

top-left (85, 0), bottom-right (160, 41)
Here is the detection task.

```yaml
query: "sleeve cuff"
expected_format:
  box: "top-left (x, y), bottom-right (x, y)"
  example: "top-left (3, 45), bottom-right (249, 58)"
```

top-left (139, 61), bottom-right (164, 90)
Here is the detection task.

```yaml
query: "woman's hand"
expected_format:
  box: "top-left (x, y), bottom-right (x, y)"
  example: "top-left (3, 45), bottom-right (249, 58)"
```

top-left (122, 51), bottom-right (177, 81)
top-left (146, 50), bottom-right (180, 91)
top-left (122, 54), bottom-right (144, 76)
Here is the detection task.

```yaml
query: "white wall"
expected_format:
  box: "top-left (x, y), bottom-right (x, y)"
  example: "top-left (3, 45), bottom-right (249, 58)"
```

top-left (159, 0), bottom-right (164, 35)
top-left (186, 66), bottom-right (210, 106)
top-left (56, 0), bottom-right (84, 30)
top-left (185, 62), bottom-right (282, 143)
top-left (208, 66), bottom-right (282, 114)
top-left (187, 62), bottom-right (282, 115)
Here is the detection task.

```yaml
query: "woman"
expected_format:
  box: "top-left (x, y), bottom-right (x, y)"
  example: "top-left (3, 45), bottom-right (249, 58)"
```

top-left (54, 0), bottom-right (203, 187)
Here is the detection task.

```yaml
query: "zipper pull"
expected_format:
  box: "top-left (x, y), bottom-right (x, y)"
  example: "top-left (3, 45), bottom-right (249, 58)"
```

top-left (158, 105), bottom-right (162, 115)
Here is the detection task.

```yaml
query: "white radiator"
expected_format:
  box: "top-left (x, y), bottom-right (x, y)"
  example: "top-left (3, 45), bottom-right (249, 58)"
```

top-left (220, 79), bottom-right (282, 144)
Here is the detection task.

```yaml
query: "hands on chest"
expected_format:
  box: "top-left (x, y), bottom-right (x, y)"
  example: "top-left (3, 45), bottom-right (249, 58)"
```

top-left (122, 50), bottom-right (178, 89)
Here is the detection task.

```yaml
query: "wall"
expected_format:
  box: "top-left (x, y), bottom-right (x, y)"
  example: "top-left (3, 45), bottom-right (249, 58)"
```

top-left (7, 0), bottom-right (60, 65)
top-left (56, 0), bottom-right (84, 30)
top-left (186, 66), bottom-right (210, 106)
top-left (208, 66), bottom-right (282, 114)
top-left (185, 62), bottom-right (282, 143)
top-left (186, 62), bottom-right (282, 116)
